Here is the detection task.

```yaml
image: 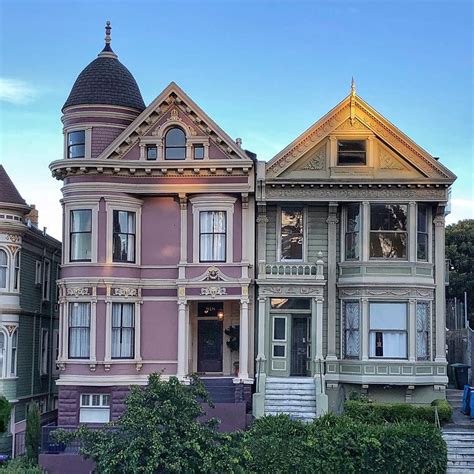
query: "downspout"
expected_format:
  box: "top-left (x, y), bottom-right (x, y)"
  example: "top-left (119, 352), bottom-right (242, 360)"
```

top-left (48, 249), bottom-right (60, 412)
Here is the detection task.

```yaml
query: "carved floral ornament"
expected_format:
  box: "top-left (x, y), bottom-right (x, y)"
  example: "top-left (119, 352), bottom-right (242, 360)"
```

top-left (200, 287), bottom-right (227, 298)
top-left (339, 288), bottom-right (434, 298)
top-left (5, 234), bottom-right (21, 243)
top-left (66, 287), bottom-right (90, 297)
top-left (259, 285), bottom-right (324, 297)
top-left (113, 287), bottom-right (138, 298)
top-left (5, 324), bottom-right (17, 336)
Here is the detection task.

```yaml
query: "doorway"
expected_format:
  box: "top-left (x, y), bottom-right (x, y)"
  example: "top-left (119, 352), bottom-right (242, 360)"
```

top-left (290, 316), bottom-right (310, 376)
top-left (197, 302), bottom-right (224, 373)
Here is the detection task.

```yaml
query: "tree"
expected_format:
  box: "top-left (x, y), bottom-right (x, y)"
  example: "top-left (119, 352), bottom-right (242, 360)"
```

top-left (0, 396), bottom-right (11, 434)
top-left (25, 403), bottom-right (41, 463)
top-left (55, 374), bottom-right (240, 473)
top-left (446, 219), bottom-right (474, 320)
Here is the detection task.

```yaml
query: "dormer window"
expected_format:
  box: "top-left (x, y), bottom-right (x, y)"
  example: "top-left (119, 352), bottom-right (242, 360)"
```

top-left (194, 145), bottom-right (204, 160)
top-left (164, 127), bottom-right (186, 160)
top-left (146, 145), bottom-right (157, 160)
top-left (67, 131), bottom-right (85, 159)
top-left (337, 140), bottom-right (366, 166)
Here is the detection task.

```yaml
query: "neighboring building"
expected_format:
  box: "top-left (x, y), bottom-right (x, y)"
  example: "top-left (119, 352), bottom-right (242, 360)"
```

top-left (0, 166), bottom-right (61, 456)
top-left (49, 23), bottom-right (255, 430)
top-left (252, 82), bottom-right (456, 419)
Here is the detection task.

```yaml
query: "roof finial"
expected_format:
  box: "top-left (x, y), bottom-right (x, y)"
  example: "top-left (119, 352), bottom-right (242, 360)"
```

top-left (105, 20), bottom-right (111, 45)
top-left (98, 20), bottom-right (117, 58)
top-left (351, 76), bottom-right (356, 97)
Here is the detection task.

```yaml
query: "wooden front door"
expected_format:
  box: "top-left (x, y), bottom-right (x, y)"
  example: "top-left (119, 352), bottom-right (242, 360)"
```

top-left (291, 317), bottom-right (309, 376)
top-left (197, 320), bottom-right (223, 372)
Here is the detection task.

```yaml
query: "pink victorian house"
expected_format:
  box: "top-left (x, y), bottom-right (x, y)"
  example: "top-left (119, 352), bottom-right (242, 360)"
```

top-left (50, 24), bottom-right (255, 428)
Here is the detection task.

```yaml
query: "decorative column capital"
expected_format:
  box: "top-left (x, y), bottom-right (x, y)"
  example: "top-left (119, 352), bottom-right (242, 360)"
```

top-left (433, 215), bottom-right (445, 227)
top-left (241, 193), bottom-right (249, 209)
top-left (256, 215), bottom-right (269, 224)
top-left (179, 193), bottom-right (187, 210)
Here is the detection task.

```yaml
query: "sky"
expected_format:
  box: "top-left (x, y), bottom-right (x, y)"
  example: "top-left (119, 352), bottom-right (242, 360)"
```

top-left (0, 0), bottom-right (473, 240)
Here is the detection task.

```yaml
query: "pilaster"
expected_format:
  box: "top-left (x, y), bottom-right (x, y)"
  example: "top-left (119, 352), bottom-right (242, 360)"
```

top-left (434, 209), bottom-right (446, 362)
top-left (408, 201), bottom-right (416, 262)
top-left (361, 201), bottom-right (370, 262)
top-left (177, 298), bottom-right (188, 378)
top-left (239, 298), bottom-right (250, 380)
top-left (408, 298), bottom-right (416, 362)
top-left (361, 297), bottom-right (369, 361)
top-left (326, 202), bottom-right (338, 361)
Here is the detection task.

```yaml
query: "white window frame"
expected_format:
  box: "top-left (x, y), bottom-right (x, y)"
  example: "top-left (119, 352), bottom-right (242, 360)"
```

top-left (13, 250), bottom-right (20, 291)
top-left (35, 260), bottom-right (42, 285)
top-left (9, 329), bottom-right (17, 377)
top-left (276, 206), bottom-right (307, 262)
top-left (0, 248), bottom-right (9, 290)
top-left (42, 259), bottom-right (51, 301)
top-left (416, 204), bottom-right (432, 263)
top-left (39, 328), bottom-right (49, 375)
top-left (111, 302), bottom-right (135, 360)
top-left (67, 301), bottom-right (92, 360)
top-left (191, 195), bottom-right (236, 264)
top-left (63, 127), bottom-right (92, 160)
top-left (64, 202), bottom-right (99, 265)
top-left (341, 204), bottom-right (361, 262)
top-left (105, 199), bottom-right (142, 266)
top-left (0, 329), bottom-right (7, 378)
top-left (272, 315), bottom-right (288, 359)
top-left (79, 393), bottom-right (110, 424)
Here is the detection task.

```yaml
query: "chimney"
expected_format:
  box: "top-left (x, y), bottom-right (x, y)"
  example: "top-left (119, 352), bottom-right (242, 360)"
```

top-left (235, 138), bottom-right (242, 148)
top-left (26, 205), bottom-right (39, 227)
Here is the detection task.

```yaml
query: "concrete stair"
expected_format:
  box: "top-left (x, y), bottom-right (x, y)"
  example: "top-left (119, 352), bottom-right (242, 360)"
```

top-left (443, 430), bottom-right (474, 472)
top-left (201, 378), bottom-right (235, 403)
top-left (264, 377), bottom-right (316, 421)
top-left (447, 389), bottom-right (464, 410)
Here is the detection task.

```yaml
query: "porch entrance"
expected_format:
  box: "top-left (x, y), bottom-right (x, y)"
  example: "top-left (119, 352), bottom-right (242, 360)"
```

top-left (290, 316), bottom-right (310, 376)
top-left (197, 319), bottom-right (223, 372)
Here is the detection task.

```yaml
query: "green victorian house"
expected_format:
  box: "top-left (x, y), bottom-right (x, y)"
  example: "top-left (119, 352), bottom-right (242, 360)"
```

top-left (0, 166), bottom-right (61, 456)
top-left (253, 83), bottom-right (456, 419)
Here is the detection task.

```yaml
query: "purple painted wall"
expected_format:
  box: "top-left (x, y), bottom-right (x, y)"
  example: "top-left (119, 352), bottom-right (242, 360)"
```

top-left (92, 127), bottom-right (123, 158)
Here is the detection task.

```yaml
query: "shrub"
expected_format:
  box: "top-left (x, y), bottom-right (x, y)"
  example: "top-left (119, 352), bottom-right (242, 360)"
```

top-left (25, 404), bottom-right (41, 463)
top-left (344, 399), bottom-right (452, 425)
top-left (240, 414), bottom-right (446, 473)
top-left (0, 397), bottom-right (11, 434)
top-left (0, 456), bottom-right (44, 473)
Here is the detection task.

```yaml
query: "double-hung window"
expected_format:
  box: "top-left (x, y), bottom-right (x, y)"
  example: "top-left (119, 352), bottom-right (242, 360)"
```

top-left (10, 330), bottom-right (17, 376)
top-left (70, 210), bottom-right (92, 262)
top-left (416, 302), bottom-right (430, 360)
top-left (280, 207), bottom-right (304, 261)
top-left (337, 140), bottom-right (366, 165)
top-left (112, 211), bottom-right (136, 263)
top-left (345, 204), bottom-right (360, 260)
top-left (40, 329), bottom-right (49, 374)
top-left (164, 127), bottom-right (186, 160)
top-left (0, 250), bottom-right (7, 289)
top-left (67, 131), bottom-right (85, 159)
top-left (370, 204), bottom-right (408, 259)
top-left (13, 251), bottom-right (20, 291)
top-left (417, 205), bottom-right (429, 261)
top-left (343, 301), bottom-right (360, 358)
top-left (111, 303), bottom-right (135, 359)
top-left (0, 332), bottom-right (5, 377)
top-left (68, 302), bottom-right (91, 359)
top-left (369, 302), bottom-right (407, 358)
top-left (42, 260), bottom-right (50, 301)
top-left (199, 211), bottom-right (226, 262)
top-left (79, 394), bottom-right (110, 424)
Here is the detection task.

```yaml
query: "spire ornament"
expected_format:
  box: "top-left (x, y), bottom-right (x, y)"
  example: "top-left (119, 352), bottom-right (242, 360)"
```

top-left (98, 20), bottom-right (117, 59)
top-left (350, 76), bottom-right (356, 125)
top-left (351, 76), bottom-right (356, 97)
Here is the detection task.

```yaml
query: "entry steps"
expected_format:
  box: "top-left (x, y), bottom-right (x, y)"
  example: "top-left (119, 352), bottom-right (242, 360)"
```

top-left (264, 377), bottom-right (317, 421)
top-left (201, 377), bottom-right (236, 403)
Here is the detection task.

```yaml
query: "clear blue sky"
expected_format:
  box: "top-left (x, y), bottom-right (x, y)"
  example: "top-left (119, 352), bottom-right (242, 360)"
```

top-left (0, 0), bottom-right (472, 239)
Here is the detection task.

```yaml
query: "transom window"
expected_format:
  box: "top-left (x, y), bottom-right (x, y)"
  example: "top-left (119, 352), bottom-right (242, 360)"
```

top-left (0, 249), bottom-right (7, 289)
top-left (280, 208), bottom-right (304, 261)
top-left (417, 205), bottom-right (429, 261)
top-left (112, 211), bottom-right (136, 263)
top-left (70, 210), bottom-right (92, 262)
top-left (68, 302), bottom-right (91, 359)
top-left (111, 303), bottom-right (135, 359)
top-left (199, 211), bottom-right (226, 262)
top-left (67, 131), bottom-right (85, 159)
top-left (345, 204), bottom-right (360, 260)
top-left (337, 140), bottom-right (366, 166)
top-left (369, 302), bottom-right (407, 359)
top-left (370, 204), bottom-right (408, 259)
top-left (164, 127), bottom-right (186, 160)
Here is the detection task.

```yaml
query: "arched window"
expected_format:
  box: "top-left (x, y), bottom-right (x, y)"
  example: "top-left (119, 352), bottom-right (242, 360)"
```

top-left (0, 250), bottom-right (7, 289)
top-left (0, 332), bottom-right (5, 377)
top-left (10, 330), bottom-right (17, 376)
top-left (164, 127), bottom-right (186, 160)
top-left (14, 251), bottom-right (20, 291)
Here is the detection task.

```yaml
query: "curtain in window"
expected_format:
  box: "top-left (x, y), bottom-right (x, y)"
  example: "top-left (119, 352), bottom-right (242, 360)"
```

top-left (0, 249), bottom-right (7, 288)
top-left (416, 302), bottom-right (430, 360)
top-left (200, 211), bottom-right (226, 261)
top-left (70, 210), bottom-right (92, 261)
top-left (112, 303), bottom-right (134, 358)
top-left (369, 332), bottom-right (407, 358)
top-left (113, 211), bottom-right (136, 262)
top-left (69, 303), bottom-right (90, 358)
top-left (344, 301), bottom-right (360, 358)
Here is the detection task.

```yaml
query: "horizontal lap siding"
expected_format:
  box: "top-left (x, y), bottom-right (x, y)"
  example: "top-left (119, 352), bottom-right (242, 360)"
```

top-left (266, 205), bottom-right (277, 262)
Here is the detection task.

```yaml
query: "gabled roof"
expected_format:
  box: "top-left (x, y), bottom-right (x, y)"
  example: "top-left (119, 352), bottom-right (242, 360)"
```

top-left (97, 82), bottom-right (253, 163)
top-left (266, 91), bottom-right (456, 182)
top-left (0, 165), bottom-right (27, 205)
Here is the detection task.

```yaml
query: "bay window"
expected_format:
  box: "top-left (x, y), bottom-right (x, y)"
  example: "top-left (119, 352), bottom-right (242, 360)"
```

top-left (111, 303), bottom-right (135, 359)
top-left (68, 302), bottom-right (91, 359)
top-left (343, 301), bottom-right (360, 359)
top-left (280, 207), bottom-right (304, 261)
top-left (370, 204), bottom-right (407, 259)
top-left (417, 205), bottom-right (429, 261)
top-left (112, 211), bottom-right (136, 263)
top-left (70, 210), bottom-right (92, 262)
top-left (0, 249), bottom-right (7, 289)
top-left (416, 302), bottom-right (430, 360)
top-left (369, 302), bottom-right (407, 358)
top-left (345, 204), bottom-right (360, 260)
top-left (199, 211), bottom-right (226, 262)
top-left (79, 394), bottom-right (110, 424)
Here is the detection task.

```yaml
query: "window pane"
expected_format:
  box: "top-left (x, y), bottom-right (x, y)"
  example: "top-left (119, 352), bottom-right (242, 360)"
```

top-left (417, 233), bottom-right (428, 261)
top-left (165, 127), bottom-right (186, 146)
top-left (338, 141), bottom-right (366, 165)
top-left (273, 345), bottom-right (285, 357)
top-left (146, 146), bottom-right (157, 160)
top-left (370, 331), bottom-right (407, 358)
top-left (416, 302), bottom-right (430, 360)
top-left (370, 303), bottom-right (407, 330)
top-left (270, 298), bottom-right (311, 310)
top-left (370, 232), bottom-right (407, 258)
top-left (194, 145), bottom-right (204, 159)
top-left (417, 206), bottom-right (428, 233)
top-left (71, 233), bottom-right (92, 261)
top-left (346, 204), bottom-right (360, 232)
top-left (370, 204), bottom-right (407, 231)
top-left (345, 233), bottom-right (359, 260)
top-left (69, 303), bottom-right (90, 358)
top-left (165, 147), bottom-right (186, 159)
top-left (273, 318), bottom-right (286, 340)
top-left (281, 208), bottom-right (303, 260)
top-left (68, 131), bottom-right (85, 146)
top-left (69, 144), bottom-right (85, 159)
top-left (79, 407), bottom-right (110, 424)
top-left (338, 141), bottom-right (365, 152)
top-left (71, 210), bottom-right (92, 232)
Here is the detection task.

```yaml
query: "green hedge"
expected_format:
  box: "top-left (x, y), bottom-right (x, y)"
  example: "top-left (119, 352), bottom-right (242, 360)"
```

top-left (0, 397), bottom-right (11, 434)
top-left (344, 399), bottom-right (452, 424)
top-left (238, 414), bottom-right (446, 473)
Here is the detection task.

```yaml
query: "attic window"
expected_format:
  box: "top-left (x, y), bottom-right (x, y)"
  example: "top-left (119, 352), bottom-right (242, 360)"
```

top-left (337, 140), bottom-right (366, 166)
top-left (165, 127), bottom-right (186, 160)
top-left (67, 131), bottom-right (85, 159)
top-left (146, 145), bottom-right (157, 160)
top-left (194, 145), bottom-right (204, 159)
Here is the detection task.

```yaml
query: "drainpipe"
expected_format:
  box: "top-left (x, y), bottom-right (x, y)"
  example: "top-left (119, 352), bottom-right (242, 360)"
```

top-left (48, 249), bottom-right (60, 412)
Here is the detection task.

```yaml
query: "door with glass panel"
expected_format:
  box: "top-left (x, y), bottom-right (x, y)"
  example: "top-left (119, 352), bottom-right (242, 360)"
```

top-left (269, 314), bottom-right (291, 376)
top-left (290, 316), bottom-right (310, 376)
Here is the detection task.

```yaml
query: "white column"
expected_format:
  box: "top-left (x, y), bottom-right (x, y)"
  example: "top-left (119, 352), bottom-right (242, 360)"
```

top-left (135, 301), bottom-right (142, 362)
top-left (361, 298), bottom-right (369, 360)
top-left (257, 297), bottom-right (266, 361)
top-left (241, 193), bottom-right (249, 263)
top-left (62, 300), bottom-right (69, 361)
top-left (361, 202), bottom-right (370, 262)
top-left (177, 300), bottom-right (187, 378)
top-left (408, 299), bottom-right (416, 362)
top-left (239, 298), bottom-right (250, 380)
top-left (58, 299), bottom-right (64, 361)
top-left (256, 204), bottom-right (268, 277)
top-left (326, 203), bottom-right (338, 361)
top-left (315, 297), bottom-right (324, 361)
top-left (90, 294), bottom-right (97, 364)
top-left (104, 300), bottom-right (112, 363)
top-left (408, 201), bottom-right (417, 262)
top-left (179, 194), bottom-right (187, 279)
top-left (434, 211), bottom-right (447, 362)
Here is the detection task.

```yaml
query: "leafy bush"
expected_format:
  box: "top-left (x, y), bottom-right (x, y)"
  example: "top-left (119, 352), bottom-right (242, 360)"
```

top-left (240, 413), bottom-right (446, 473)
top-left (25, 404), bottom-right (41, 463)
top-left (344, 399), bottom-right (452, 425)
top-left (0, 456), bottom-right (44, 473)
top-left (0, 397), bottom-right (11, 434)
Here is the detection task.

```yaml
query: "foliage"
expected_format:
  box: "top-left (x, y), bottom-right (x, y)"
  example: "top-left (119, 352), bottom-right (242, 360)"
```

top-left (446, 219), bottom-right (474, 319)
top-left (0, 456), bottom-right (44, 473)
top-left (54, 374), bottom-right (242, 474)
top-left (25, 404), bottom-right (41, 463)
top-left (0, 397), bottom-right (11, 434)
top-left (224, 325), bottom-right (240, 352)
top-left (239, 413), bottom-right (446, 473)
top-left (344, 399), bottom-right (452, 424)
